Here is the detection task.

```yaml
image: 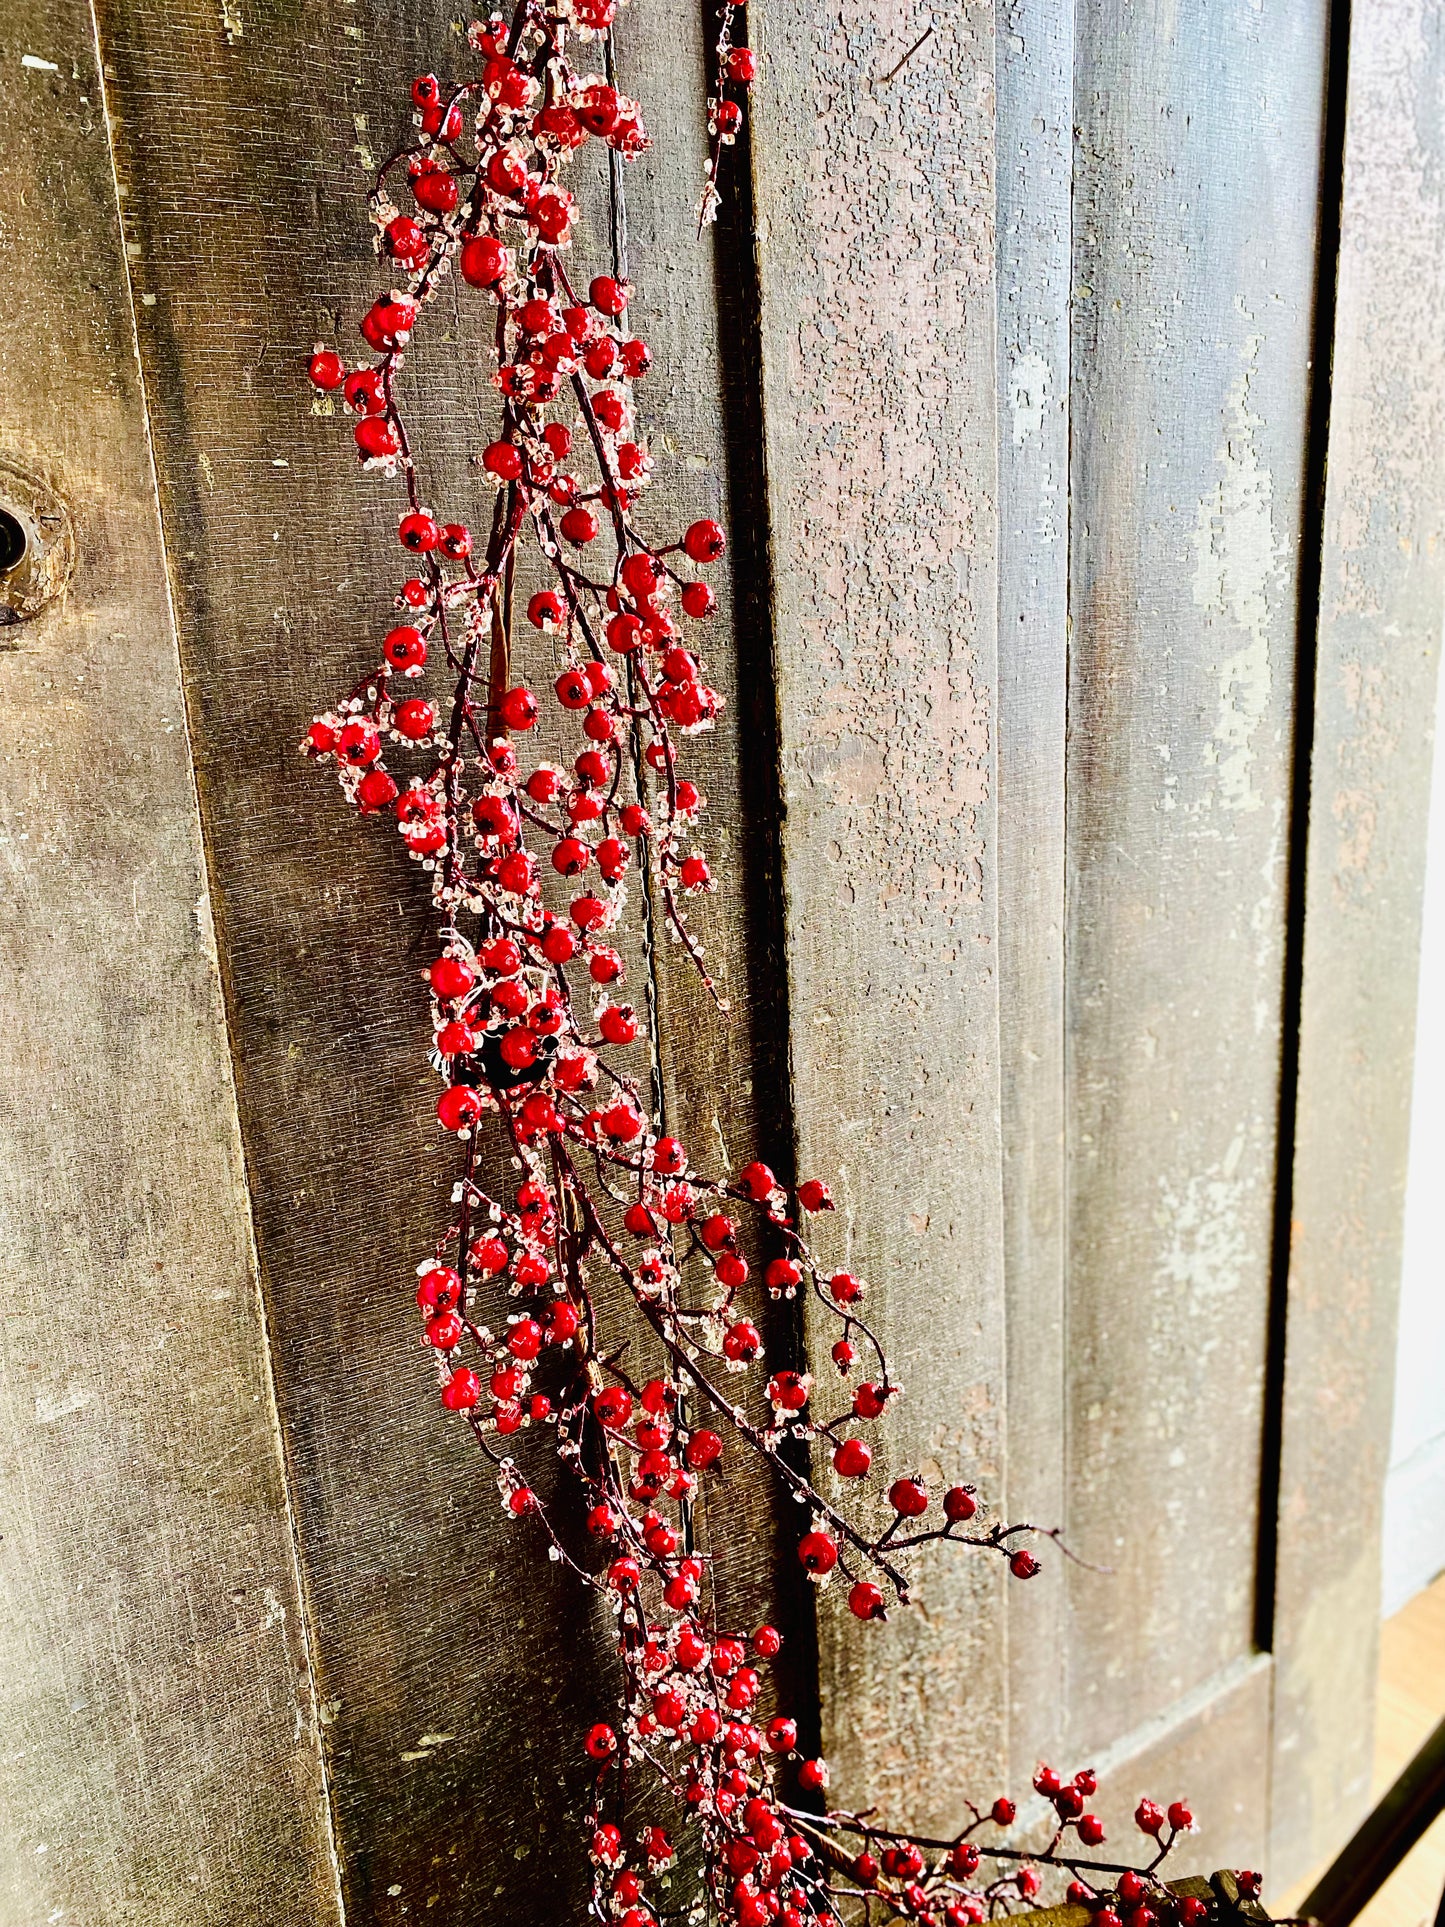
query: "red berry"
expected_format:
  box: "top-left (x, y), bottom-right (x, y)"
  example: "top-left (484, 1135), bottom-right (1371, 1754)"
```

top-left (386, 214), bottom-right (429, 264)
top-left (507, 1318), bottom-right (543, 1360)
top-left (685, 1429), bottom-right (722, 1469)
top-left (652, 1136), bottom-right (687, 1174)
top-left (429, 954), bottom-right (476, 1000)
top-left (528, 589), bottom-right (564, 628)
top-left (1134, 1799), bottom-right (1164, 1837)
top-left (797, 1530), bottom-right (837, 1575)
top-left (343, 368), bottom-right (386, 415)
top-left (460, 234), bottom-right (507, 286)
top-left (355, 416), bottom-right (399, 461)
top-left (440, 1367), bottom-right (480, 1410)
top-left (991, 1798), bottom-right (1016, 1826)
top-left (832, 1438), bottom-right (871, 1479)
top-left (590, 274), bottom-right (628, 315)
top-left (594, 1385), bottom-right (633, 1429)
top-left (398, 513), bottom-right (439, 553)
top-left (356, 768), bottom-right (398, 812)
top-left (585, 1723), bottom-right (618, 1760)
top-left (584, 337), bottom-right (617, 378)
top-left (308, 349), bottom-right (345, 390)
top-left (339, 724), bottom-right (381, 766)
top-left (761, 1257), bottom-right (797, 1296)
top-left (797, 1179), bottom-right (833, 1213)
top-left (1010, 1548), bottom-right (1041, 1579)
top-left (848, 1581), bottom-right (885, 1621)
top-left (383, 625), bottom-right (427, 671)
top-left (705, 1210), bottom-right (739, 1256)
top-left (561, 505), bottom-right (599, 546)
top-left (424, 1309), bottom-right (462, 1349)
top-left (415, 1265), bottom-right (462, 1312)
top-left (1167, 1801), bottom-right (1194, 1832)
top-left (888, 1477), bottom-right (928, 1518)
top-left (394, 698), bottom-right (434, 740)
top-left (555, 665), bottom-right (591, 709)
top-left (484, 439), bottom-right (523, 481)
top-left (1078, 1815), bottom-right (1106, 1846)
top-left (360, 293), bottom-right (417, 350)
top-left (437, 1084), bottom-right (484, 1132)
top-left (943, 1484), bottom-right (978, 1523)
top-left (552, 836), bottom-right (590, 876)
top-left (726, 46), bottom-right (758, 82)
top-left (829, 1269), bottom-right (862, 1303)
top-left (853, 1382), bottom-right (889, 1420)
top-left (682, 518), bottom-right (725, 564)
top-left (722, 1319), bottom-right (761, 1363)
top-left (498, 686), bottom-right (538, 730)
top-left (598, 1004), bottom-right (638, 1045)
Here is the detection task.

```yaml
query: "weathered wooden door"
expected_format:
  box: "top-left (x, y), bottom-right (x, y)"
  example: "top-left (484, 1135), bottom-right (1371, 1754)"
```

top-left (3, 0), bottom-right (1442, 1920)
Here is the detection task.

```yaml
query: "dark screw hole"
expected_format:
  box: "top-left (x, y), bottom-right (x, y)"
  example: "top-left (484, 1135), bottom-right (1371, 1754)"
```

top-left (0, 509), bottom-right (26, 575)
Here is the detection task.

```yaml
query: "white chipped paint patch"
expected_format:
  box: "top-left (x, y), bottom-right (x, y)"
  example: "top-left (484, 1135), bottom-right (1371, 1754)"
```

top-left (35, 1382), bottom-right (91, 1423)
top-left (1008, 350), bottom-right (1050, 448)
top-left (1155, 1131), bottom-right (1253, 1304)
top-left (1191, 333), bottom-right (1283, 812)
top-left (21, 54), bottom-right (60, 70)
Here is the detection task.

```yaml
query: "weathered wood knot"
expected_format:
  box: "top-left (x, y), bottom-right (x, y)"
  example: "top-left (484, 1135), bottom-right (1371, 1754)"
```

top-left (0, 456), bottom-right (76, 629)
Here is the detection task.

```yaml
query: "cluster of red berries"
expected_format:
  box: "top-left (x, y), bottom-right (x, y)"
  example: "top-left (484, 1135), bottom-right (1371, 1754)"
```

top-left (790, 1778), bottom-right (1202, 1927)
top-left (301, 1), bottom-right (1220, 1920)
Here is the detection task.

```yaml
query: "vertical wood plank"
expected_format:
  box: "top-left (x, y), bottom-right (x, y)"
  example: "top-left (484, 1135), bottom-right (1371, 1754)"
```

top-left (0, 8), bottom-right (342, 1922)
top-left (92, 0), bottom-right (800, 1913)
top-left (1067, 0), bottom-right (1327, 1785)
top-left (995, 0), bottom-right (1072, 1784)
top-left (1271, 0), bottom-right (1445, 1882)
top-left (750, 0), bottom-right (1010, 1830)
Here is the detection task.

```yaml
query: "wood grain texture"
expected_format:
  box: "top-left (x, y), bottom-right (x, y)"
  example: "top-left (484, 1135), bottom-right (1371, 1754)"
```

top-left (90, 0), bottom-right (799, 1914)
top-left (1067, 0), bottom-right (1327, 1779)
top-left (0, 7), bottom-right (341, 1922)
top-left (996, 0), bottom-right (1072, 1785)
top-left (749, 0), bottom-right (1010, 1832)
top-left (1271, 0), bottom-right (1445, 1883)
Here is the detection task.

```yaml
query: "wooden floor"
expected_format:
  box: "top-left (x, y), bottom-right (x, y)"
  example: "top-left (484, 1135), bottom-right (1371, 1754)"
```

top-left (1272, 1575), bottom-right (1445, 1927)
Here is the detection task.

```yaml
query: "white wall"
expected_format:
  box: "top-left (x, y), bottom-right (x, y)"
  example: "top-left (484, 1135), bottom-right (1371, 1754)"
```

top-left (1383, 634), bottom-right (1445, 1618)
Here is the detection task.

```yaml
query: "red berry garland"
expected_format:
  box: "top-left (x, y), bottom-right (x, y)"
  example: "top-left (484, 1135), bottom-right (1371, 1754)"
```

top-left (301, 3), bottom-right (1213, 1920)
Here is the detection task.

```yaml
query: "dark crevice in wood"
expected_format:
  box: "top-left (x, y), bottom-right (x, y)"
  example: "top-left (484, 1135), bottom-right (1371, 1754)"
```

top-left (704, 0), bottom-right (824, 1764)
top-left (1255, 0), bottom-right (1354, 1660)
